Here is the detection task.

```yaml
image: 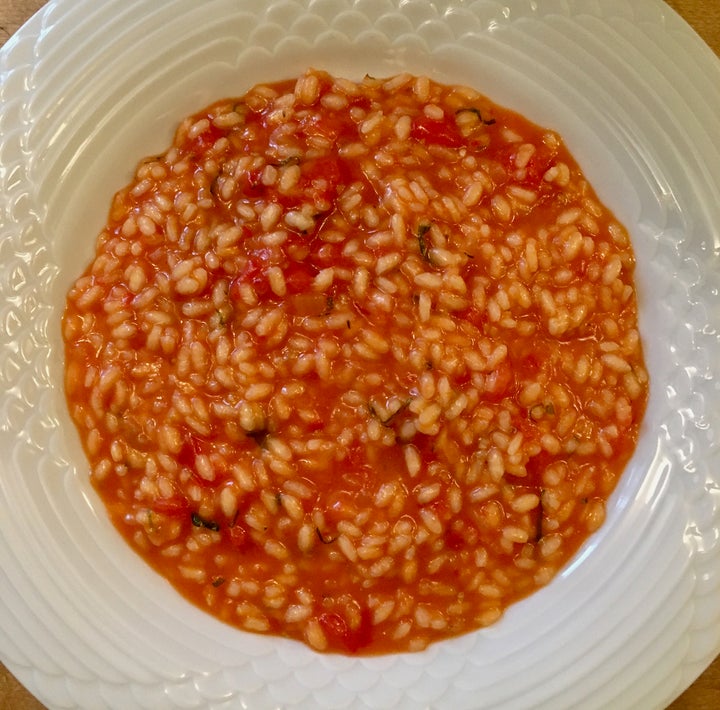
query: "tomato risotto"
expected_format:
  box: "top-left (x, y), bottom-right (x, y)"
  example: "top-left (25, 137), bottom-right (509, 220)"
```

top-left (63, 69), bottom-right (648, 654)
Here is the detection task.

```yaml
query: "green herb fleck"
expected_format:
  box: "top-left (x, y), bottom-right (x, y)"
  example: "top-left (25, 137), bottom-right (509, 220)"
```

top-left (455, 107), bottom-right (496, 125)
top-left (191, 512), bottom-right (220, 532)
top-left (273, 156), bottom-right (301, 167)
top-left (246, 428), bottom-right (269, 447)
top-left (535, 493), bottom-right (544, 542)
top-left (380, 399), bottom-right (412, 426)
top-left (417, 223), bottom-right (431, 260)
top-left (316, 527), bottom-right (336, 544)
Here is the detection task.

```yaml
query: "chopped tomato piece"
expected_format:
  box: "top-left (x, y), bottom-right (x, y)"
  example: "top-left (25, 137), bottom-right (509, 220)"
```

top-left (177, 433), bottom-right (203, 469)
top-left (229, 257), bottom-right (272, 301)
top-left (484, 360), bottom-right (514, 400)
top-left (301, 111), bottom-right (357, 144)
top-left (287, 292), bottom-right (329, 317)
top-left (284, 261), bottom-right (318, 294)
top-left (410, 115), bottom-right (462, 148)
top-left (152, 496), bottom-right (190, 516)
top-left (241, 166), bottom-right (267, 197)
top-left (228, 522), bottom-right (251, 551)
top-left (186, 123), bottom-right (226, 154)
top-left (177, 432), bottom-right (220, 487)
top-left (458, 306), bottom-right (485, 331)
top-left (499, 142), bottom-right (559, 188)
top-left (301, 156), bottom-right (350, 206)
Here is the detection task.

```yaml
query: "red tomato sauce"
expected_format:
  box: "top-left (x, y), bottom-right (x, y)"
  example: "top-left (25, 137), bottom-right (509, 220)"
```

top-left (63, 70), bottom-right (648, 654)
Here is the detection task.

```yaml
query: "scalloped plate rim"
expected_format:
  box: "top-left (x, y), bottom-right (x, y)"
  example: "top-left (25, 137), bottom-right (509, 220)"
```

top-left (1, 1), bottom-right (719, 709)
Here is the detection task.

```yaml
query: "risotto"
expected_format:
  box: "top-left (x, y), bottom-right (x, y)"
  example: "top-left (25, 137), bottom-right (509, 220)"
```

top-left (63, 69), bottom-right (648, 654)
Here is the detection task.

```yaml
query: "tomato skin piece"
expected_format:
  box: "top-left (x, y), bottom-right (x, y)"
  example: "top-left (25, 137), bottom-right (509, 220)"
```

top-left (177, 432), bottom-right (221, 488)
top-left (186, 123), bottom-right (226, 154)
top-left (284, 262), bottom-right (317, 294)
top-left (458, 305), bottom-right (485, 332)
top-left (318, 609), bottom-right (373, 653)
top-left (229, 258), bottom-right (272, 301)
top-left (301, 156), bottom-right (350, 206)
top-left (301, 110), bottom-right (356, 144)
top-left (152, 496), bottom-right (190, 516)
top-left (410, 115), bottom-right (463, 148)
top-left (228, 523), bottom-right (251, 551)
top-left (499, 142), bottom-right (559, 189)
top-left (318, 611), bottom-right (347, 639)
top-left (484, 360), bottom-right (514, 401)
top-left (177, 433), bottom-right (202, 469)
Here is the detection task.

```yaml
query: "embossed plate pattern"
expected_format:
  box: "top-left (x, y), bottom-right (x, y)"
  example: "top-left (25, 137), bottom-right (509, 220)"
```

top-left (1, 1), bottom-right (719, 708)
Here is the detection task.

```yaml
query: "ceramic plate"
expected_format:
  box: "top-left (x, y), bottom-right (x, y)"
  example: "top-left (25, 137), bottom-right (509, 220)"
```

top-left (1, 1), bottom-right (719, 708)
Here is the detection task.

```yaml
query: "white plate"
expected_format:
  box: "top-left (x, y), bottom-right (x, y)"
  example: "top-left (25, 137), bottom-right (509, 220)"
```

top-left (1, 1), bottom-right (719, 708)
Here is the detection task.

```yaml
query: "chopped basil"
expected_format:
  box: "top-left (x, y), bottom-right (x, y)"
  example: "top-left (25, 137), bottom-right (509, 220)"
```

top-left (535, 494), bottom-right (544, 542)
top-left (455, 107), bottom-right (496, 125)
top-left (316, 527), bottom-right (336, 544)
top-left (215, 306), bottom-right (232, 327)
top-left (368, 399), bottom-right (412, 427)
top-left (417, 223), bottom-right (431, 261)
top-left (530, 402), bottom-right (556, 420)
top-left (246, 428), bottom-right (269, 446)
top-left (273, 156), bottom-right (301, 167)
top-left (380, 399), bottom-right (411, 426)
top-left (191, 511), bottom-right (220, 531)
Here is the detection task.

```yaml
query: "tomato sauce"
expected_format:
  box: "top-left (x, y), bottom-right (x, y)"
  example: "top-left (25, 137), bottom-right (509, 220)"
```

top-left (63, 70), bottom-right (648, 654)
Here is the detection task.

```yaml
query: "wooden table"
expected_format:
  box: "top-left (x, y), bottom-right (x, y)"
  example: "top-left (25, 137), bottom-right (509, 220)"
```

top-left (0, 0), bottom-right (718, 707)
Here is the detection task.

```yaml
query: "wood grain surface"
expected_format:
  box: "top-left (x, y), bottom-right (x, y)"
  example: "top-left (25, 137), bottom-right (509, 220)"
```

top-left (0, 0), bottom-right (718, 708)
